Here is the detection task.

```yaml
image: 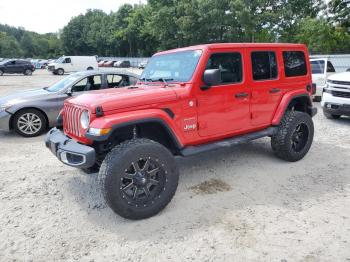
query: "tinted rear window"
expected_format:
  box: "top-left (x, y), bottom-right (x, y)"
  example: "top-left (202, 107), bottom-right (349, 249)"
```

top-left (251, 51), bottom-right (278, 80)
top-left (283, 51), bottom-right (307, 77)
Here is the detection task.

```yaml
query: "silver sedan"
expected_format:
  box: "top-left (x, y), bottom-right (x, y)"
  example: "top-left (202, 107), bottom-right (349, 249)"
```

top-left (0, 70), bottom-right (140, 137)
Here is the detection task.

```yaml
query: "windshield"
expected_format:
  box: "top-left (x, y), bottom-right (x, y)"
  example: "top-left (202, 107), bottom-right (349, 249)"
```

top-left (140, 50), bottom-right (202, 82)
top-left (0, 59), bottom-right (11, 65)
top-left (46, 73), bottom-right (85, 92)
top-left (311, 60), bottom-right (325, 74)
top-left (56, 57), bottom-right (65, 63)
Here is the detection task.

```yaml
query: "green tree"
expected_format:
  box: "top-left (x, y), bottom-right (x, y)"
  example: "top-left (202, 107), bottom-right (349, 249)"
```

top-left (0, 32), bottom-right (22, 57)
top-left (329, 0), bottom-right (350, 29)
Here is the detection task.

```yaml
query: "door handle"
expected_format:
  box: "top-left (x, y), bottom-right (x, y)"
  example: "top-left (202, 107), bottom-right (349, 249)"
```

top-left (269, 88), bottom-right (281, 93)
top-left (235, 92), bottom-right (249, 98)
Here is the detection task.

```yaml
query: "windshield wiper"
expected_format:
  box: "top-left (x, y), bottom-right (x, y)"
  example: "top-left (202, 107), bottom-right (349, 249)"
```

top-left (139, 77), bottom-right (152, 84)
top-left (151, 78), bottom-right (174, 86)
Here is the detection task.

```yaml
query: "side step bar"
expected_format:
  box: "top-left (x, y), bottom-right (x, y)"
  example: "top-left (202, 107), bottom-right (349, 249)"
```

top-left (180, 127), bottom-right (277, 157)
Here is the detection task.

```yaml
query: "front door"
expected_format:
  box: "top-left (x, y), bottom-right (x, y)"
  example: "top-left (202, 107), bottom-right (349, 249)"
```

top-left (197, 51), bottom-right (251, 137)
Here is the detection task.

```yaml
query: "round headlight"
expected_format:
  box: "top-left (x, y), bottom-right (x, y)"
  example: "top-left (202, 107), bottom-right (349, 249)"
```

top-left (80, 110), bottom-right (90, 129)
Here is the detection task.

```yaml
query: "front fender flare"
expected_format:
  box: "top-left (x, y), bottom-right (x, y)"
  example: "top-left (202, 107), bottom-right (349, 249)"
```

top-left (87, 109), bottom-right (184, 148)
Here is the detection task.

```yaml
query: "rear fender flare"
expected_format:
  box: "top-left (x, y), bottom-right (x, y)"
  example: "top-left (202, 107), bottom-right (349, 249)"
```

top-left (272, 91), bottom-right (312, 126)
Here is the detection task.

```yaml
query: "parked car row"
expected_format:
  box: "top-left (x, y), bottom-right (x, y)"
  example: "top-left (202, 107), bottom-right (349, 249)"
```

top-left (98, 60), bottom-right (131, 68)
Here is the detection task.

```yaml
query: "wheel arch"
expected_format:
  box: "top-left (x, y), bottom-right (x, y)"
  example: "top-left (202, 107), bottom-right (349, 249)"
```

top-left (89, 118), bottom-right (183, 155)
top-left (9, 107), bottom-right (49, 130)
top-left (272, 93), bottom-right (314, 126)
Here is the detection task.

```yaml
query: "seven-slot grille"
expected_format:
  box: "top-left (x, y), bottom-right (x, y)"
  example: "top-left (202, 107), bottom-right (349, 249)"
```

top-left (64, 104), bottom-right (84, 137)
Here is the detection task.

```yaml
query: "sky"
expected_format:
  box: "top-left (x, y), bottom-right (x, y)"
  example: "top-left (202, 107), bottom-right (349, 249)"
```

top-left (0, 0), bottom-right (144, 34)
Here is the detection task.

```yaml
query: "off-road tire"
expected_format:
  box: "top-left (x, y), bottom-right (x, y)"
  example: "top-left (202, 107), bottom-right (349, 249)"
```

top-left (24, 69), bottom-right (32, 76)
top-left (0, 70), bottom-right (3, 76)
top-left (271, 110), bottom-right (314, 162)
top-left (13, 109), bottom-right (47, 137)
top-left (98, 138), bottom-right (179, 220)
top-left (56, 68), bottom-right (64, 75)
top-left (323, 109), bottom-right (341, 119)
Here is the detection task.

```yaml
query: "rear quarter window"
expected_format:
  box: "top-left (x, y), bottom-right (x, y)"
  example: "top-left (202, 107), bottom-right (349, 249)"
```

top-left (283, 51), bottom-right (307, 77)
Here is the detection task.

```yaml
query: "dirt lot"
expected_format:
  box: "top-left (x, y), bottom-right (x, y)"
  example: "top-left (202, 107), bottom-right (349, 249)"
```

top-left (0, 70), bottom-right (350, 261)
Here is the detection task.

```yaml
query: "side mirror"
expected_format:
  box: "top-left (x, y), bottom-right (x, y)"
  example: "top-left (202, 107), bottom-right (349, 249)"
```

top-left (201, 69), bottom-right (221, 90)
top-left (66, 89), bottom-right (72, 96)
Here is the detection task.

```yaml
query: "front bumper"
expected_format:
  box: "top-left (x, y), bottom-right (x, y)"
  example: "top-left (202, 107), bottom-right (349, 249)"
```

top-left (45, 128), bottom-right (96, 168)
top-left (323, 103), bottom-right (350, 116)
top-left (0, 110), bottom-right (11, 131)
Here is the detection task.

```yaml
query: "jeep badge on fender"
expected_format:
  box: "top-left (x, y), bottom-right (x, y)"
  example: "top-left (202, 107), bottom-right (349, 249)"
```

top-left (46, 43), bottom-right (317, 220)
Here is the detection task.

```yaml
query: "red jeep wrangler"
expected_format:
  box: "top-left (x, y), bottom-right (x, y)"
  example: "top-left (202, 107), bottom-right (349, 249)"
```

top-left (46, 43), bottom-right (317, 220)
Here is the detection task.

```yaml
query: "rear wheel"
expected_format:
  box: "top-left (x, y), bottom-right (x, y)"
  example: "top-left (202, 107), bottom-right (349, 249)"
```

top-left (87, 67), bottom-right (93, 70)
top-left (24, 69), bottom-right (32, 76)
top-left (98, 138), bottom-right (179, 220)
top-left (13, 109), bottom-right (47, 137)
top-left (271, 111), bottom-right (314, 162)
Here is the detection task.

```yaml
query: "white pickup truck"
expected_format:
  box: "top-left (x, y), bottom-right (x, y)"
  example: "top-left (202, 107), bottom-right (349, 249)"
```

top-left (321, 72), bottom-right (350, 119)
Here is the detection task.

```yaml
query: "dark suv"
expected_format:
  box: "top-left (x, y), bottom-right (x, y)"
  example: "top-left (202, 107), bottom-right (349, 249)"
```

top-left (0, 59), bottom-right (35, 76)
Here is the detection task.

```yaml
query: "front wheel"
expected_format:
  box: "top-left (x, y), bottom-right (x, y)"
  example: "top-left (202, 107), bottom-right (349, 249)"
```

top-left (98, 138), bottom-right (179, 220)
top-left (56, 68), bottom-right (64, 75)
top-left (271, 111), bottom-right (314, 162)
top-left (13, 109), bottom-right (47, 137)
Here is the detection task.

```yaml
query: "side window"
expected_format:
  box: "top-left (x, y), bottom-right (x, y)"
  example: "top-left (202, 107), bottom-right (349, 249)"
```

top-left (65, 58), bottom-right (71, 63)
top-left (327, 61), bottom-right (336, 73)
top-left (283, 51), bottom-right (307, 77)
top-left (251, 51), bottom-right (278, 81)
top-left (71, 75), bottom-right (102, 92)
top-left (129, 76), bottom-right (138, 85)
top-left (206, 52), bottom-right (242, 84)
top-left (71, 78), bottom-right (87, 92)
top-left (107, 74), bottom-right (122, 87)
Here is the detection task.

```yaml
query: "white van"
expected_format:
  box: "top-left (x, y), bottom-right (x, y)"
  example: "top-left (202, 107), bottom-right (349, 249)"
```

top-left (310, 58), bottom-right (336, 101)
top-left (48, 56), bottom-right (98, 75)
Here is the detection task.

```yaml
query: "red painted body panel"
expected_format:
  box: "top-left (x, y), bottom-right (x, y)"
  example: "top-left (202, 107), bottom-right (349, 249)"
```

top-left (63, 43), bottom-right (313, 148)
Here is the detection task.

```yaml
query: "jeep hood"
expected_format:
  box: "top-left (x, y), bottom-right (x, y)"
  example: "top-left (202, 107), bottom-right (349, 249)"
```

top-left (67, 85), bottom-right (178, 112)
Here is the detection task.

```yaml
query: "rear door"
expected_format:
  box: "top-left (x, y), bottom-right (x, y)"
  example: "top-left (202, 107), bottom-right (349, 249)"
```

top-left (247, 49), bottom-right (283, 126)
top-left (197, 50), bottom-right (251, 137)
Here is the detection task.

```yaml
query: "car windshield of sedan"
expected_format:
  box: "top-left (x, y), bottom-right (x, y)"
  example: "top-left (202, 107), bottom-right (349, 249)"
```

top-left (46, 73), bottom-right (86, 92)
top-left (140, 50), bottom-right (202, 82)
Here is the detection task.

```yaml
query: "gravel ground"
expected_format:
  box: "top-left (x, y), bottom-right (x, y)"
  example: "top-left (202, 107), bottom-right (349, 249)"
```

top-left (0, 70), bottom-right (350, 261)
